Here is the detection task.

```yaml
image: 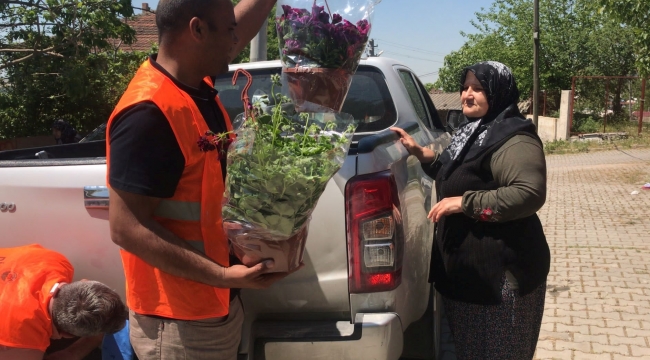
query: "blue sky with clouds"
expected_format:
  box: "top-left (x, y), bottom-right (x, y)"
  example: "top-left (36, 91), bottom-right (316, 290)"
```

top-left (131, 0), bottom-right (491, 83)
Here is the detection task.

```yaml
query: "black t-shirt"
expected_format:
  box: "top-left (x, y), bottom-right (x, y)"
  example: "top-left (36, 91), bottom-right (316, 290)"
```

top-left (108, 57), bottom-right (228, 198)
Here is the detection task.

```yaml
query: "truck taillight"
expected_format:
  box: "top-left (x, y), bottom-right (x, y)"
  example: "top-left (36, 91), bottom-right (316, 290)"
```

top-left (346, 171), bottom-right (403, 293)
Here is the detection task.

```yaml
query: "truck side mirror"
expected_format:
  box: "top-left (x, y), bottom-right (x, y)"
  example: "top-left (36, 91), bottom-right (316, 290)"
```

top-left (445, 110), bottom-right (464, 133)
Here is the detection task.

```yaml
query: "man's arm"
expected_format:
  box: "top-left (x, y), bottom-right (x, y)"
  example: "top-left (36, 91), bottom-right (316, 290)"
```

top-left (0, 347), bottom-right (44, 360)
top-left (232, 0), bottom-right (276, 57)
top-left (109, 188), bottom-right (298, 289)
top-left (42, 335), bottom-right (103, 360)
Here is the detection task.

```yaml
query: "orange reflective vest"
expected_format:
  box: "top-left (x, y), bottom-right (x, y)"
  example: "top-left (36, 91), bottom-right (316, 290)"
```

top-left (0, 244), bottom-right (74, 351)
top-left (107, 59), bottom-right (234, 320)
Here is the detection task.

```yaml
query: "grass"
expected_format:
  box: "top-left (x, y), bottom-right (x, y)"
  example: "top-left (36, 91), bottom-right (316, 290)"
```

top-left (615, 169), bottom-right (650, 185)
top-left (544, 124), bottom-right (650, 155)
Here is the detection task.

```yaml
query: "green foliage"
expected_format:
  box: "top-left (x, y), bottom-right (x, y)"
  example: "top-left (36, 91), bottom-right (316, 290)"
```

top-left (223, 75), bottom-right (356, 237)
top-left (424, 83), bottom-right (436, 93)
top-left (571, 114), bottom-right (602, 133)
top-left (0, 50), bottom-right (147, 138)
top-left (0, 0), bottom-right (142, 139)
top-left (597, 0), bottom-right (650, 75)
top-left (434, 0), bottom-right (637, 106)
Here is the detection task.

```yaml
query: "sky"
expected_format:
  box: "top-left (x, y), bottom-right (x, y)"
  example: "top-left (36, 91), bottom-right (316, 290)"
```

top-left (131, 0), bottom-right (491, 83)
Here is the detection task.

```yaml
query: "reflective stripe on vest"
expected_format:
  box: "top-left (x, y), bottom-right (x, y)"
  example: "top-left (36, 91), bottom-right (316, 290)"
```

top-left (106, 59), bottom-right (234, 320)
top-left (154, 199), bottom-right (201, 222)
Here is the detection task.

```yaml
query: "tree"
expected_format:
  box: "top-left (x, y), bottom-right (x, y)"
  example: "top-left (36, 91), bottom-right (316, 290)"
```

top-left (0, 0), bottom-right (142, 139)
top-left (434, 0), bottom-right (637, 113)
top-left (424, 83), bottom-right (436, 93)
top-left (0, 0), bottom-right (281, 140)
top-left (597, 0), bottom-right (650, 75)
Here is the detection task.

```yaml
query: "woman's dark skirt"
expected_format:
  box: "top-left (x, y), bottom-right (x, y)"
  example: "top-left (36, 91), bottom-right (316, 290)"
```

top-left (442, 275), bottom-right (546, 360)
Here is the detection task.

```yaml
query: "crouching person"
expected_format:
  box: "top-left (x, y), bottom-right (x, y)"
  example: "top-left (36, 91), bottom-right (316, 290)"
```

top-left (0, 244), bottom-right (128, 360)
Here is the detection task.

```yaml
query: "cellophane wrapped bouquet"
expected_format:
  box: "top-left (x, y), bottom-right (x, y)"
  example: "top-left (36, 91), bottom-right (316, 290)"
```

top-left (221, 72), bottom-right (357, 272)
top-left (276, 0), bottom-right (380, 112)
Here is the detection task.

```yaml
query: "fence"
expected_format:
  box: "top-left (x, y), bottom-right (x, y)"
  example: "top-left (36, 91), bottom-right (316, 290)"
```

top-left (568, 76), bottom-right (648, 135)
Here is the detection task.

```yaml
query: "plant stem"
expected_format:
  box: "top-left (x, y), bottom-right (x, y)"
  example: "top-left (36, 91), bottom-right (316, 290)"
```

top-left (301, 114), bottom-right (310, 151)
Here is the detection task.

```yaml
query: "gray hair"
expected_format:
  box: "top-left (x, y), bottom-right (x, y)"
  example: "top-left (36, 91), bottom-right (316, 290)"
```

top-left (51, 281), bottom-right (128, 337)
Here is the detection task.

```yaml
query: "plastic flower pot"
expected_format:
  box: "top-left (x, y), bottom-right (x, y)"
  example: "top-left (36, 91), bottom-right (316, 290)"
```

top-left (225, 220), bottom-right (309, 273)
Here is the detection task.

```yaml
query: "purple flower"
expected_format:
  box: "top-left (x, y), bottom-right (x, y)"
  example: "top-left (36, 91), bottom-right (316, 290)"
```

top-left (277, 5), bottom-right (372, 70)
top-left (285, 39), bottom-right (301, 51)
top-left (357, 20), bottom-right (370, 37)
top-left (306, 4), bottom-right (330, 24)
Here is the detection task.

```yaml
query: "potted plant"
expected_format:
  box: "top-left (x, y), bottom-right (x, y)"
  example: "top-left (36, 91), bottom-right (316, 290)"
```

top-left (217, 70), bottom-right (356, 272)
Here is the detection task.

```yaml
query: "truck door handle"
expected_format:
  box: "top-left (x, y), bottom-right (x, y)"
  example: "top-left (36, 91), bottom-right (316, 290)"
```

top-left (84, 186), bottom-right (109, 209)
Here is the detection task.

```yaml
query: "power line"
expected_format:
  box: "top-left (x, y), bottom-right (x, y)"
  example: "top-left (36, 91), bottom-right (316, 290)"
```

top-left (375, 38), bottom-right (448, 56)
top-left (381, 43), bottom-right (439, 56)
top-left (382, 51), bottom-right (444, 63)
top-left (418, 72), bottom-right (439, 78)
top-left (375, 38), bottom-right (440, 53)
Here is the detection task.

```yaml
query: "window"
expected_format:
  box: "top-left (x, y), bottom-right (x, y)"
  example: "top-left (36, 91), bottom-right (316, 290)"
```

top-left (213, 66), bottom-right (397, 134)
top-left (398, 70), bottom-right (431, 128)
top-left (414, 76), bottom-right (444, 130)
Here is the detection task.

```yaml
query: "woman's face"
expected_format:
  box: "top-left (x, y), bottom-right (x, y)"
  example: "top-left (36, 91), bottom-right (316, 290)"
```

top-left (461, 72), bottom-right (489, 118)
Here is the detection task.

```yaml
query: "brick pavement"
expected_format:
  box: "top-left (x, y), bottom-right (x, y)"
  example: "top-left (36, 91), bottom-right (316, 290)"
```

top-left (439, 148), bottom-right (650, 360)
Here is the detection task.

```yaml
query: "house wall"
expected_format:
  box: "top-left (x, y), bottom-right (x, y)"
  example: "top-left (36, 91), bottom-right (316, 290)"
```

top-left (534, 90), bottom-right (572, 143)
top-left (0, 135), bottom-right (55, 151)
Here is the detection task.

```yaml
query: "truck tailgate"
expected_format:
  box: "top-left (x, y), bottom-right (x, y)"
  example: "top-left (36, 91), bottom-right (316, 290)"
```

top-left (239, 157), bottom-right (355, 353)
top-left (0, 161), bottom-right (125, 296)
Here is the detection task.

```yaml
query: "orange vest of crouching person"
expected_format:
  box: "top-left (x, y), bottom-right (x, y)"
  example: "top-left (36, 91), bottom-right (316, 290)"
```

top-left (0, 244), bottom-right (127, 360)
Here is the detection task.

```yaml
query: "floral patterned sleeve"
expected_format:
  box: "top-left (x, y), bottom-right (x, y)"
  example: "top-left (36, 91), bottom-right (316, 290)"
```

top-left (461, 135), bottom-right (547, 222)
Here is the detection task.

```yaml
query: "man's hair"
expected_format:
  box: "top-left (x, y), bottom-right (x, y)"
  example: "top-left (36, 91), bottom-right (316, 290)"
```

top-left (156, 0), bottom-right (224, 42)
top-left (51, 281), bottom-right (128, 337)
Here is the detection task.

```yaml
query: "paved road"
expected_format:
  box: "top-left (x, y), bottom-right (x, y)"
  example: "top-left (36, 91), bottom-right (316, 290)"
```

top-left (439, 148), bottom-right (650, 360)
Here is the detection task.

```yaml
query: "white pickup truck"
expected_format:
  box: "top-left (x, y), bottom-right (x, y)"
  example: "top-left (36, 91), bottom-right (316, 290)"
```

top-left (0, 57), bottom-right (450, 360)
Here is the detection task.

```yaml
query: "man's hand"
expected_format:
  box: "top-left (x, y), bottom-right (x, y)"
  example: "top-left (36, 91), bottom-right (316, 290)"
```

top-left (223, 261), bottom-right (304, 289)
top-left (44, 334), bottom-right (103, 360)
top-left (0, 348), bottom-right (43, 360)
top-left (43, 349), bottom-right (79, 360)
top-left (428, 196), bottom-right (463, 223)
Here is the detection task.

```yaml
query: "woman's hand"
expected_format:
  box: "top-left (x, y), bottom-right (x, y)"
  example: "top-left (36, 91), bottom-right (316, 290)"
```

top-left (428, 196), bottom-right (463, 222)
top-left (390, 127), bottom-right (421, 155)
top-left (390, 127), bottom-right (436, 163)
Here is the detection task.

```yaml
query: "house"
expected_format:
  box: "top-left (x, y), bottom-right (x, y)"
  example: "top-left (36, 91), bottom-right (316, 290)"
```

top-left (430, 92), bottom-right (532, 122)
top-left (119, 3), bottom-right (157, 52)
top-left (428, 92), bottom-right (462, 123)
top-left (632, 110), bottom-right (650, 122)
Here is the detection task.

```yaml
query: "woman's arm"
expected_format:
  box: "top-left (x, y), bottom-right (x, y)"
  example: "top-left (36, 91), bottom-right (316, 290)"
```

top-left (462, 135), bottom-right (547, 222)
top-left (390, 127), bottom-right (441, 177)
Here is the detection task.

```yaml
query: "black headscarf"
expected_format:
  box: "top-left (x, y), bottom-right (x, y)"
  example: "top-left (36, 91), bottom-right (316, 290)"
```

top-left (52, 119), bottom-right (80, 144)
top-left (438, 61), bottom-right (537, 180)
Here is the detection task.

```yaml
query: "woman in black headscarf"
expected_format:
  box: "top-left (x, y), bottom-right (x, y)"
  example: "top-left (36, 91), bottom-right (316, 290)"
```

top-left (391, 61), bottom-right (549, 359)
top-left (52, 119), bottom-right (81, 144)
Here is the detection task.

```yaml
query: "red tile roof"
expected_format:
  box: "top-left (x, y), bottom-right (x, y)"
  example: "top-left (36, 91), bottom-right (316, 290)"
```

top-left (122, 11), bottom-right (158, 52)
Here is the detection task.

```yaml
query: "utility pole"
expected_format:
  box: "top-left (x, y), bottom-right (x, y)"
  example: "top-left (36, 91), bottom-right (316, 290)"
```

top-left (368, 39), bottom-right (378, 57)
top-left (532, 0), bottom-right (540, 130)
top-left (639, 77), bottom-right (647, 135)
top-left (629, 80), bottom-right (633, 123)
top-left (250, 18), bottom-right (268, 62)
